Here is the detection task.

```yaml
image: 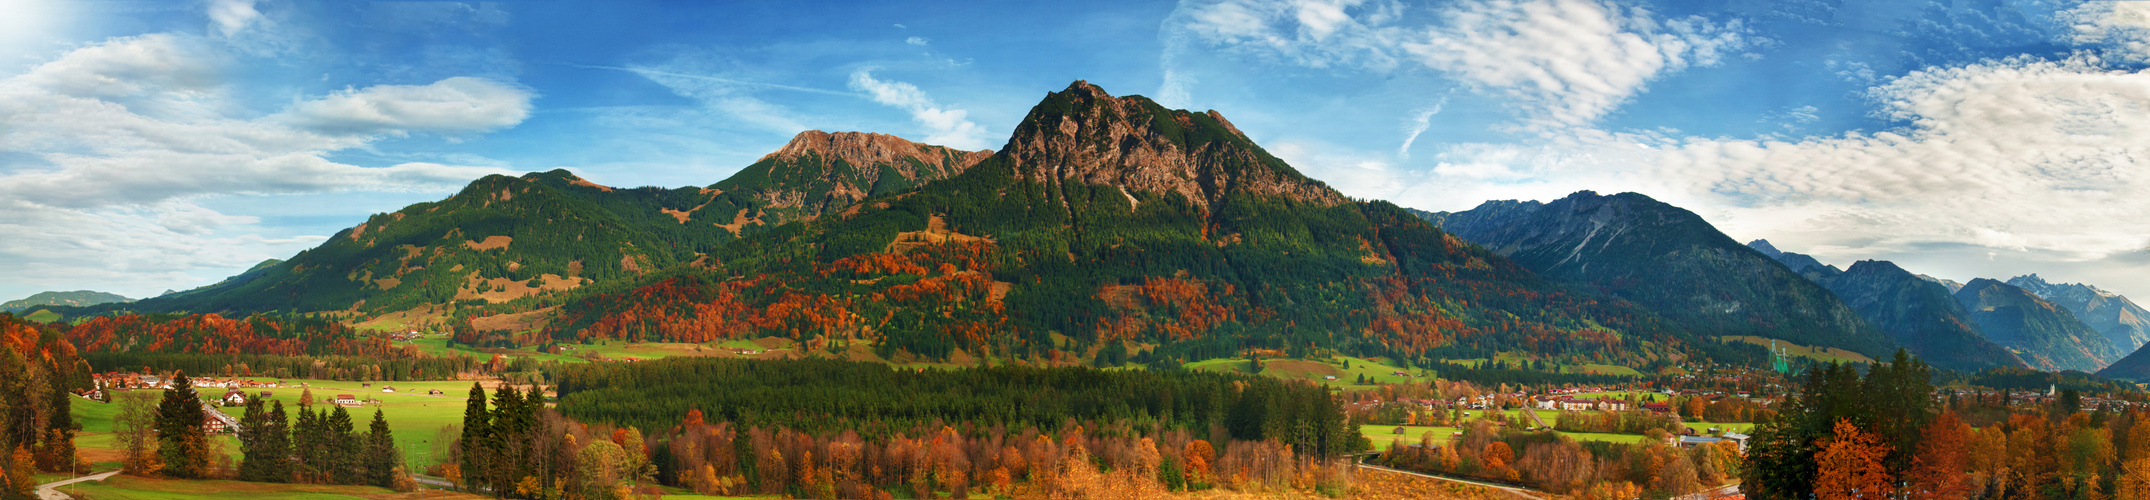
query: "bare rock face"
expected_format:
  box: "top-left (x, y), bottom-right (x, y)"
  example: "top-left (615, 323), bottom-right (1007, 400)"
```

top-left (759, 130), bottom-right (993, 182)
top-left (725, 131), bottom-right (993, 222)
top-left (1000, 81), bottom-right (1346, 211)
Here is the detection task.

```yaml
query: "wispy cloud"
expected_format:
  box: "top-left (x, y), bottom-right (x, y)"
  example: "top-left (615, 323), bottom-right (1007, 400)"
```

top-left (1161, 0), bottom-right (1750, 130)
top-left (847, 69), bottom-right (990, 149)
top-left (0, 32), bottom-right (526, 297)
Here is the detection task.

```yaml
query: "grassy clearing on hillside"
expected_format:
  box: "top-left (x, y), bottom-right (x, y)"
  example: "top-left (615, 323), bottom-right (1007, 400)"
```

top-left (23, 309), bottom-right (61, 323)
top-left (1188, 355), bottom-right (1425, 389)
top-left (1723, 335), bottom-right (1876, 365)
top-left (65, 474), bottom-right (486, 500)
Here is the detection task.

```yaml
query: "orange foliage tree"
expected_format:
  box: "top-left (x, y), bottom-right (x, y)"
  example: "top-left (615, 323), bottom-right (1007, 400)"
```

top-left (1814, 419), bottom-right (1893, 500)
top-left (1906, 412), bottom-right (1971, 500)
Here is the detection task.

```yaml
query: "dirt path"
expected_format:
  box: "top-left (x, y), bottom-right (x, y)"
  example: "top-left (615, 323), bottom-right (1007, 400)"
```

top-left (36, 470), bottom-right (119, 500)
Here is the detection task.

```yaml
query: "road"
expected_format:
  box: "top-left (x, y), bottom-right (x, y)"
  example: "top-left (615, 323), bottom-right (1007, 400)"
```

top-left (35, 470), bottom-right (119, 500)
top-left (1518, 406), bottom-right (1550, 429)
top-left (1355, 463), bottom-right (1545, 500)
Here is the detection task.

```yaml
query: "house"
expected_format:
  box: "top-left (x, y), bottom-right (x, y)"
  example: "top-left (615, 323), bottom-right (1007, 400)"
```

top-left (221, 389), bottom-right (247, 406)
top-left (381, 386), bottom-right (396, 393)
top-left (334, 394), bottom-right (361, 406)
top-left (1679, 436), bottom-right (1724, 448)
top-left (201, 405), bottom-right (240, 434)
top-left (1721, 432), bottom-right (1751, 453)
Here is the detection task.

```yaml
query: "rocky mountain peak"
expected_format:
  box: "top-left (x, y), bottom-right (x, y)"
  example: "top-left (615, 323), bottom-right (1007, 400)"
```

top-left (998, 80), bottom-right (1346, 211)
top-left (760, 130), bottom-right (992, 174)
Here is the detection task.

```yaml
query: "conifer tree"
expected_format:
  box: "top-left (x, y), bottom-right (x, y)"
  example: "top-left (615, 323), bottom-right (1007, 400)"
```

top-left (327, 406), bottom-right (357, 484)
top-left (154, 371), bottom-right (208, 478)
top-left (237, 398), bottom-right (270, 481)
top-left (365, 409), bottom-right (398, 488)
top-left (263, 400), bottom-right (291, 483)
top-left (459, 383), bottom-right (490, 493)
top-left (294, 402), bottom-right (322, 482)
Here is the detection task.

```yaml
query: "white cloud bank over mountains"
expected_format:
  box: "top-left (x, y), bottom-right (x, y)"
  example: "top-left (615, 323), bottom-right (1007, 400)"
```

top-left (1163, 0), bottom-right (2150, 295)
top-left (0, 32), bottom-right (530, 297)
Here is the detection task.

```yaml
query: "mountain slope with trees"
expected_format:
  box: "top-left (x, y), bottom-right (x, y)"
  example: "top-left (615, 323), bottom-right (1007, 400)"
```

top-left (1424, 191), bottom-right (1896, 360)
top-left (1954, 278), bottom-right (2123, 372)
top-left (42, 133), bottom-right (990, 329)
top-left (547, 81), bottom-right (1748, 368)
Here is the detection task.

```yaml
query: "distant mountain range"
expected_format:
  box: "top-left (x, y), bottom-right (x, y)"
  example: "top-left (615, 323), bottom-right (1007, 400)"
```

top-left (2007, 274), bottom-right (2150, 355)
top-left (1748, 240), bottom-right (2129, 372)
top-left (1422, 191), bottom-right (1898, 362)
top-left (1, 290), bottom-right (130, 313)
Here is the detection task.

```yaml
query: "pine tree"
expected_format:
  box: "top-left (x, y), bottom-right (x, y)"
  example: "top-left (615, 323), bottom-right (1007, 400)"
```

top-left (459, 383), bottom-right (490, 493)
top-left (327, 406), bottom-right (357, 484)
top-left (263, 400), bottom-right (291, 483)
top-left (154, 371), bottom-right (209, 478)
top-left (365, 409), bottom-right (398, 488)
top-left (293, 402), bottom-right (320, 482)
top-left (490, 385), bottom-right (523, 493)
top-left (237, 397), bottom-right (270, 481)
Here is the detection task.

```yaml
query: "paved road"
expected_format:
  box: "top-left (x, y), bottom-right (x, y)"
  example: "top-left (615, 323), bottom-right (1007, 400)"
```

top-left (35, 471), bottom-right (119, 500)
top-left (1355, 463), bottom-right (1545, 500)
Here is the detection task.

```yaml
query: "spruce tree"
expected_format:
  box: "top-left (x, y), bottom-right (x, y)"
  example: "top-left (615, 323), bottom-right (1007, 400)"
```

top-left (294, 401), bottom-right (321, 482)
top-left (263, 400), bottom-right (291, 483)
top-left (154, 371), bottom-right (208, 478)
top-left (458, 383), bottom-right (489, 493)
top-left (364, 409), bottom-right (397, 488)
top-left (237, 397), bottom-right (269, 481)
top-left (490, 385), bottom-right (524, 495)
top-left (327, 406), bottom-right (357, 484)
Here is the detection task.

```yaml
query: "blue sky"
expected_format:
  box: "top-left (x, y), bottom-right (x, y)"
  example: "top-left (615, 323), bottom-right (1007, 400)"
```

top-left (3, 0), bottom-right (2149, 302)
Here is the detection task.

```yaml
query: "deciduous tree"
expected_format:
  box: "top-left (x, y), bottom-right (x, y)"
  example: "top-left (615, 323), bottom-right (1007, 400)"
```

top-left (1814, 419), bottom-right (1892, 500)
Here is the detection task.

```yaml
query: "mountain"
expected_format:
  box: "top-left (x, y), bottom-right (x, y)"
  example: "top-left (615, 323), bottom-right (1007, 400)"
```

top-left (1747, 240), bottom-right (1841, 280)
top-left (547, 81), bottom-right (1732, 367)
top-left (1954, 278), bottom-right (2123, 372)
top-left (51, 132), bottom-right (989, 326)
top-left (1742, 240), bottom-right (2018, 371)
top-left (1808, 261), bottom-right (2026, 371)
top-left (1, 290), bottom-right (130, 313)
top-left (1917, 275), bottom-right (1965, 294)
top-left (1426, 191), bottom-right (1897, 360)
top-left (2006, 274), bottom-right (2150, 354)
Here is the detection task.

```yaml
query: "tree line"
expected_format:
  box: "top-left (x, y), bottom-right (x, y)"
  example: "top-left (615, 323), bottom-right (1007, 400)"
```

top-left (0, 313), bottom-right (90, 500)
top-left (108, 372), bottom-right (411, 490)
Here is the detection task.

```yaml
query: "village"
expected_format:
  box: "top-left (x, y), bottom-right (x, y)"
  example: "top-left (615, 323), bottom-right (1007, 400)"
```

top-left (80, 371), bottom-right (445, 435)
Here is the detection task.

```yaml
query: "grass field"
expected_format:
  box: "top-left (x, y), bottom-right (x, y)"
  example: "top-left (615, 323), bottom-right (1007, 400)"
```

top-left (76, 379), bottom-right (508, 471)
top-left (1722, 335), bottom-right (1877, 365)
top-left (22, 309), bottom-right (61, 323)
top-left (1682, 422), bottom-right (1756, 435)
top-left (63, 474), bottom-right (488, 500)
top-left (1187, 355), bottom-right (1426, 389)
top-left (1358, 423), bottom-right (1658, 446)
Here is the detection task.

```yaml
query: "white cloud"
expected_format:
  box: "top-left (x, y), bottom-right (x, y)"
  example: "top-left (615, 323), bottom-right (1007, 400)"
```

top-left (2062, 0), bottom-right (2150, 63)
top-left (1167, 0), bottom-right (1405, 70)
top-left (280, 76), bottom-right (534, 136)
top-left (847, 69), bottom-right (990, 149)
top-left (205, 0), bottom-right (262, 37)
top-left (0, 33), bottom-right (526, 298)
top-left (1400, 0), bottom-right (1748, 129)
top-left (906, 36), bottom-right (930, 46)
top-left (1370, 54), bottom-right (2150, 297)
top-left (1163, 0), bottom-right (1748, 130)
